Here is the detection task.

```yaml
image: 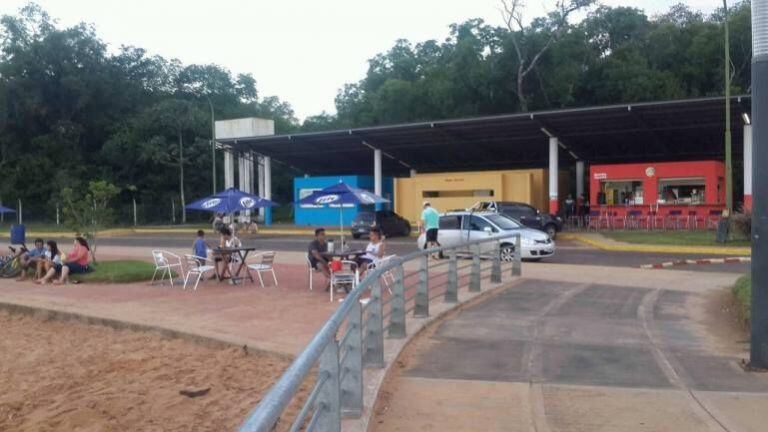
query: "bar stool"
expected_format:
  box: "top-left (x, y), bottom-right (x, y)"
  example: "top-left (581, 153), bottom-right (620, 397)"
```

top-left (665, 210), bottom-right (684, 231)
top-left (687, 210), bottom-right (702, 230)
top-left (626, 210), bottom-right (643, 230)
top-left (707, 210), bottom-right (722, 230)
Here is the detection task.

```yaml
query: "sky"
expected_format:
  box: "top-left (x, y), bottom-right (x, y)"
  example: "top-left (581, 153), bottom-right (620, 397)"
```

top-left (0, 1), bottom-right (720, 120)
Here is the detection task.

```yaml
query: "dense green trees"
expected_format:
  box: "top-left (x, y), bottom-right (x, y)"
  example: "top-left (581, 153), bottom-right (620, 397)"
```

top-left (0, 4), bottom-right (298, 223)
top-left (331, 1), bottom-right (752, 128)
top-left (0, 2), bottom-right (754, 224)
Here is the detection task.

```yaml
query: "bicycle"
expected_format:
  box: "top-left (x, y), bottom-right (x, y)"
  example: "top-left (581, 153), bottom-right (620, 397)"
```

top-left (0, 246), bottom-right (23, 278)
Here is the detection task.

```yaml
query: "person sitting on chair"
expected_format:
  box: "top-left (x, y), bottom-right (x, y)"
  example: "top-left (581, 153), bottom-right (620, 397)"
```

top-left (16, 238), bottom-right (45, 281)
top-left (213, 226), bottom-right (239, 278)
top-left (358, 227), bottom-right (386, 275)
top-left (307, 228), bottom-right (331, 290)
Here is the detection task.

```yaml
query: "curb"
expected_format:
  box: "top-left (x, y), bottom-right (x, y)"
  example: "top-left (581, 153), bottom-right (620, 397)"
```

top-left (0, 301), bottom-right (292, 361)
top-left (559, 232), bottom-right (751, 256)
top-left (0, 228), bottom-right (420, 238)
top-left (640, 256), bottom-right (751, 269)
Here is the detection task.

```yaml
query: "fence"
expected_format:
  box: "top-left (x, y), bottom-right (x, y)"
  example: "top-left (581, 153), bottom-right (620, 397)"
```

top-left (238, 231), bottom-right (523, 432)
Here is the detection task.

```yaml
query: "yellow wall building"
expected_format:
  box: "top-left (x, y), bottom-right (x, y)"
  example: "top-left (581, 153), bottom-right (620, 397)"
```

top-left (394, 169), bottom-right (568, 223)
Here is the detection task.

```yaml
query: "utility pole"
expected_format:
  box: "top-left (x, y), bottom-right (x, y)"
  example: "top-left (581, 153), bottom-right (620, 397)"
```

top-left (750, 0), bottom-right (768, 369)
top-left (724, 0), bottom-right (733, 213)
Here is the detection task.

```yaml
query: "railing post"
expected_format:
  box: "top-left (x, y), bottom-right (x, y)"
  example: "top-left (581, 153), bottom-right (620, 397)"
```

top-left (445, 250), bottom-right (458, 303)
top-left (414, 254), bottom-right (429, 317)
top-left (512, 234), bottom-right (522, 277)
top-left (316, 339), bottom-right (341, 431)
top-left (363, 280), bottom-right (384, 368)
top-left (341, 300), bottom-right (363, 418)
top-left (470, 244), bottom-right (481, 292)
top-left (388, 265), bottom-right (406, 338)
top-left (491, 240), bottom-right (502, 283)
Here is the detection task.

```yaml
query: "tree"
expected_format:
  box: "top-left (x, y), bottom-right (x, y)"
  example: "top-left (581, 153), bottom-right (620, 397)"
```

top-left (61, 180), bottom-right (119, 260)
top-left (499, 0), bottom-right (596, 111)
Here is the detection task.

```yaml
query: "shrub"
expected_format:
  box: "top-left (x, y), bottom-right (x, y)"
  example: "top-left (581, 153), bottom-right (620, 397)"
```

top-left (732, 275), bottom-right (751, 326)
top-left (731, 211), bottom-right (752, 241)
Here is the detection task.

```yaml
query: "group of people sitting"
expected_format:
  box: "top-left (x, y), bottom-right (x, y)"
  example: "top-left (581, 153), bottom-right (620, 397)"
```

top-left (307, 227), bottom-right (387, 291)
top-left (13, 236), bottom-right (92, 284)
top-left (193, 226), bottom-right (242, 279)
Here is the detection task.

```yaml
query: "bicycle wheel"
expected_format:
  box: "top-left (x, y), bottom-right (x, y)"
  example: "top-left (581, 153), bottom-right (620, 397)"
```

top-left (0, 258), bottom-right (22, 278)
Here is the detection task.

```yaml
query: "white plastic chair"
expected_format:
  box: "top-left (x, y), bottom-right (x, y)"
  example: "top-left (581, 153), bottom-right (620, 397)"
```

top-left (182, 254), bottom-right (215, 291)
top-left (151, 250), bottom-right (182, 286)
top-left (247, 251), bottom-right (278, 288)
top-left (307, 255), bottom-right (329, 291)
top-left (330, 260), bottom-right (358, 302)
top-left (368, 254), bottom-right (396, 293)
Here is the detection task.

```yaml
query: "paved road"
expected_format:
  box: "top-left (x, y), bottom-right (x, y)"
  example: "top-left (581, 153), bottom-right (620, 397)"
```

top-left (58, 234), bottom-right (749, 273)
top-left (373, 279), bottom-right (768, 431)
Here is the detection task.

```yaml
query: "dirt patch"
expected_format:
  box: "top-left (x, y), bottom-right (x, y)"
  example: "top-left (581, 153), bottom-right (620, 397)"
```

top-left (0, 311), bottom-right (310, 431)
top-left (698, 288), bottom-right (750, 357)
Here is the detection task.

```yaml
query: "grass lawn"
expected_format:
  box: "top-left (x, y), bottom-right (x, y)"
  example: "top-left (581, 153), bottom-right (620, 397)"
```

top-left (602, 230), bottom-right (751, 247)
top-left (732, 275), bottom-right (751, 325)
top-left (71, 260), bottom-right (159, 284)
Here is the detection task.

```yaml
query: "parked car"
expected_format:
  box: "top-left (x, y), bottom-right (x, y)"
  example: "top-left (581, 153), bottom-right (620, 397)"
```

top-left (471, 201), bottom-right (562, 239)
top-left (416, 211), bottom-right (555, 261)
top-left (351, 210), bottom-right (412, 239)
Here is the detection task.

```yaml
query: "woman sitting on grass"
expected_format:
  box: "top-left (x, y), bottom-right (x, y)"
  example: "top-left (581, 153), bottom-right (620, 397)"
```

top-left (38, 237), bottom-right (92, 285)
top-left (36, 241), bottom-right (62, 284)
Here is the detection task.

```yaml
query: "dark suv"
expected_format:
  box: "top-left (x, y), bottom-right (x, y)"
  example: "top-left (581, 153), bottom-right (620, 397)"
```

top-left (472, 201), bottom-right (562, 239)
top-left (351, 210), bottom-right (412, 239)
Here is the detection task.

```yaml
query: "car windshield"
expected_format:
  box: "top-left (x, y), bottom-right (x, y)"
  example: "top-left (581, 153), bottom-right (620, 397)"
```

top-left (486, 213), bottom-right (521, 230)
top-left (354, 212), bottom-right (374, 223)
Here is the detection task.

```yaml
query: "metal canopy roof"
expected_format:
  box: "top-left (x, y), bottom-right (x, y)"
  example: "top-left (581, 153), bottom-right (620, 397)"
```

top-left (221, 96), bottom-right (751, 175)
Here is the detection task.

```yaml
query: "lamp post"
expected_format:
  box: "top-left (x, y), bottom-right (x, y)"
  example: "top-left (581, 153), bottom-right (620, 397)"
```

top-left (724, 0), bottom-right (733, 213)
top-left (750, 0), bottom-right (768, 369)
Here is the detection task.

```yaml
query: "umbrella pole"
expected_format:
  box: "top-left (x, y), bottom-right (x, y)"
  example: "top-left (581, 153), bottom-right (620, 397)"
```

top-left (339, 205), bottom-right (344, 252)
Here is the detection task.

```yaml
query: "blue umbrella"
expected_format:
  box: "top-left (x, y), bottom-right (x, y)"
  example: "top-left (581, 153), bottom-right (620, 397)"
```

top-left (186, 187), bottom-right (275, 214)
top-left (299, 182), bottom-right (389, 249)
top-left (0, 205), bottom-right (16, 213)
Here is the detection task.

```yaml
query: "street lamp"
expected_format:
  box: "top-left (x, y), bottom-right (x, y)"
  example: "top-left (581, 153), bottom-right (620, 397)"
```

top-left (750, 0), bottom-right (768, 369)
top-left (724, 0), bottom-right (733, 213)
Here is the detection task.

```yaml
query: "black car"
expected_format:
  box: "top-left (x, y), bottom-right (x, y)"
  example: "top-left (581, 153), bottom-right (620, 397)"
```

top-left (351, 210), bottom-right (412, 239)
top-left (473, 201), bottom-right (562, 238)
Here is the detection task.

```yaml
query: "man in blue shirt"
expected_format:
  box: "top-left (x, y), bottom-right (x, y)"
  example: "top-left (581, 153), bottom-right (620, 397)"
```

top-left (16, 238), bottom-right (45, 281)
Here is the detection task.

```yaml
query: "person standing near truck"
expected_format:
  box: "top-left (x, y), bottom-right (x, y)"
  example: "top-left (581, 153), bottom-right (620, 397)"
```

top-left (420, 201), bottom-right (441, 250)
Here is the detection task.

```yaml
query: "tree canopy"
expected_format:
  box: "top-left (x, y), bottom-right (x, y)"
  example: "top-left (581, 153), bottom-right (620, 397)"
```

top-left (0, 3), bottom-right (298, 222)
top-left (328, 1), bottom-right (752, 129)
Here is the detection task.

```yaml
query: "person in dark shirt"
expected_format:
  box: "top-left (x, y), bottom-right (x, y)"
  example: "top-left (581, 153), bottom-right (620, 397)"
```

top-left (308, 228), bottom-right (331, 289)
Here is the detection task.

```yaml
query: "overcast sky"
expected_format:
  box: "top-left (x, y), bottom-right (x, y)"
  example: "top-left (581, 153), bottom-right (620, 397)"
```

top-left (1, 1), bottom-right (720, 120)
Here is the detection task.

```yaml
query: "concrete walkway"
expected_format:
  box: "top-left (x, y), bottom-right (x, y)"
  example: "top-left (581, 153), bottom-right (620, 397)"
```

top-left (372, 267), bottom-right (767, 432)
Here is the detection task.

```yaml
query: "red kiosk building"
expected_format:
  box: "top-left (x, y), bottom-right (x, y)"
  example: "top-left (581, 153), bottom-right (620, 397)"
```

top-left (589, 160), bottom-right (726, 228)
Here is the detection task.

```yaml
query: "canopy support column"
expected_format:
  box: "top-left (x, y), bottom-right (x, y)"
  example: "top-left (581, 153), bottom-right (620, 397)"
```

top-left (264, 156), bottom-right (272, 225)
top-left (549, 137), bottom-right (559, 214)
top-left (745, 124), bottom-right (753, 211)
top-left (374, 149), bottom-right (382, 211)
top-left (576, 160), bottom-right (585, 199)
top-left (224, 150), bottom-right (234, 189)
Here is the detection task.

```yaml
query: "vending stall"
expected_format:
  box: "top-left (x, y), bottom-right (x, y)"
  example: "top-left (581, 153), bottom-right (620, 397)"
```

top-left (589, 160), bottom-right (726, 228)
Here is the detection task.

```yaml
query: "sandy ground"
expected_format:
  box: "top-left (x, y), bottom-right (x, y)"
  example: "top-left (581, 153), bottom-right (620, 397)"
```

top-left (0, 311), bottom-right (309, 432)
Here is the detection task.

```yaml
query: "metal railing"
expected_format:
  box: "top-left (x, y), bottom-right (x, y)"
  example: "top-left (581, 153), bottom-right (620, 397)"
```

top-left (239, 232), bottom-right (523, 432)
